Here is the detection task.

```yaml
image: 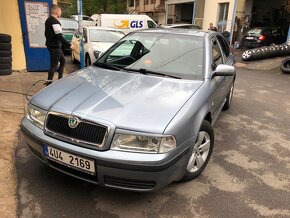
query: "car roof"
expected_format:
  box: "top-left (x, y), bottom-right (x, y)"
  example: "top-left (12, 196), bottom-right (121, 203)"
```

top-left (132, 28), bottom-right (208, 37)
top-left (59, 17), bottom-right (77, 21)
top-left (161, 24), bottom-right (201, 29)
top-left (83, 26), bottom-right (125, 32)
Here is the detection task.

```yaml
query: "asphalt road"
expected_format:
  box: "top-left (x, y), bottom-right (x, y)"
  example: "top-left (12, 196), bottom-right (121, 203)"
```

top-left (16, 60), bottom-right (290, 218)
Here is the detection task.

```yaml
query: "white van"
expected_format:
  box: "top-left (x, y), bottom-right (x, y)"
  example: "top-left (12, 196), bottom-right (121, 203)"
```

top-left (90, 14), bottom-right (157, 34)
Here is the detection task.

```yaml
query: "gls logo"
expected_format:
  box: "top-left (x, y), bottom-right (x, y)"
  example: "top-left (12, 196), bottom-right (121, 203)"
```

top-left (130, 21), bottom-right (143, 28)
top-left (114, 20), bottom-right (143, 29)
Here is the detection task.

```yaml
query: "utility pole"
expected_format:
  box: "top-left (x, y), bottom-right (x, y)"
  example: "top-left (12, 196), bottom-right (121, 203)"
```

top-left (77, 0), bottom-right (85, 68)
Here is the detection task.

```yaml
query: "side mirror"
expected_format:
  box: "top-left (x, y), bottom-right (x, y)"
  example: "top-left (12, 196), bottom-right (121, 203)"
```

top-left (212, 64), bottom-right (235, 78)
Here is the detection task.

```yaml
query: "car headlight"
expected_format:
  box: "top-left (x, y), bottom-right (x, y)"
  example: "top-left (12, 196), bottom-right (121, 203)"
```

top-left (94, 50), bottom-right (102, 59)
top-left (26, 104), bottom-right (47, 129)
top-left (111, 134), bottom-right (176, 153)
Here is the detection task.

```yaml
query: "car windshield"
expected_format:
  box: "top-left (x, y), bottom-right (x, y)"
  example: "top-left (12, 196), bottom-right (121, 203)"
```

top-left (96, 32), bottom-right (204, 80)
top-left (246, 28), bottom-right (262, 36)
top-left (60, 19), bottom-right (78, 30)
top-left (89, 30), bottom-right (125, 43)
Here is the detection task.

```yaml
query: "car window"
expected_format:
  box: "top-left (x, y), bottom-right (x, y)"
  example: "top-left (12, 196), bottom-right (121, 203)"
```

top-left (272, 28), bottom-right (282, 36)
top-left (263, 28), bottom-right (271, 35)
top-left (83, 28), bottom-right (88, 42)
top-left (246, 28), bottom-right (262, 36)
top-left (98, 33), bottom-right (204, 80)
top-left (74, 30), bottom-right (79, 38)
top-left (211, 38), bottom-right (223, 68)
top-left (89, 29), bottom-right (124, 43)
top-left (147, 21), bottom-right (157, 28)
top-left (216, 35), bottom-right (230, 58)
top-left (59, 19), bottom-right (78, 30)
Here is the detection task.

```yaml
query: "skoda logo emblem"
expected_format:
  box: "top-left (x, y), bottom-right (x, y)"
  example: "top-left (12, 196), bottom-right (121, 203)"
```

top-left (68, 116), bottom-right (79, 128)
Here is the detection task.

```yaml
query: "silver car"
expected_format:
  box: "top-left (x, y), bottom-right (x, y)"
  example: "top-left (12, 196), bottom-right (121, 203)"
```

top-left (21, 29), bottom-right (236, 192)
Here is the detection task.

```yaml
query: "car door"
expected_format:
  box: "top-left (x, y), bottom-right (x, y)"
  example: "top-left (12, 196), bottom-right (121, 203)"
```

top-left (71, 30), bottom-right (80, 61)
top-left (209, 35), bottom-right (225, 120)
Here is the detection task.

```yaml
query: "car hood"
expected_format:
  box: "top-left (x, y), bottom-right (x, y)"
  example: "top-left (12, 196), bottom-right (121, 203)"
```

top-left (90, 42), bottom-right (114, 52)
top-left (31, 67), bottom-right (203, 133)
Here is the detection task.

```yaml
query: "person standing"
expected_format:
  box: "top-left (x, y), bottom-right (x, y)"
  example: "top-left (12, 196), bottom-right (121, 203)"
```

top-left (208, 23), bottom-right (218, 31)
top-left (44, 4), bottom-right (75, 86)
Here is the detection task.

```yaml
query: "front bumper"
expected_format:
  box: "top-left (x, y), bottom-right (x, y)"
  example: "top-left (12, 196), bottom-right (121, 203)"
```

top-left (20, 118), bottom-right (191, 192)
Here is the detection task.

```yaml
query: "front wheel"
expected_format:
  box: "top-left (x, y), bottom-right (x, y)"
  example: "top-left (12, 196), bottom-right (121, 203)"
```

top-left (181, 120), bottom-right (214, 181)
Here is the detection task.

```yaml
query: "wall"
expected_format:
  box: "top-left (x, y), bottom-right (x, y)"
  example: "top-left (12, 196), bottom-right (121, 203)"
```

top-left (0, 0), bottom-right (57, 72)
top-left (203, 0), bottom-right (244, 31)
top-left (0, 0), bottom-right (26, 71)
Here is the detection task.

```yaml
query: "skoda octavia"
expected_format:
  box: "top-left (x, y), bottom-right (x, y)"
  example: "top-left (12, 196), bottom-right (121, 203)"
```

top-left (21, 29), bottom-right (236, 191)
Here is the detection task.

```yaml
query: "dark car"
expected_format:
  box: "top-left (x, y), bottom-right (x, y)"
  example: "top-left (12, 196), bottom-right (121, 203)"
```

top-left (59, 18), bottom-right (78, 52)
top-left (241, 27), bottom-right (286, 48)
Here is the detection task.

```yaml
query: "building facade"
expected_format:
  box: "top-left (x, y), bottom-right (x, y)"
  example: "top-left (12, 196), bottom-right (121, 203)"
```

top-left (127, 0), bottom-right (166, 24)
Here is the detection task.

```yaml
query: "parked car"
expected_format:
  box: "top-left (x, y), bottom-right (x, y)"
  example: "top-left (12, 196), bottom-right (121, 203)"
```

top-left (161, 23), bottom-right (201, 29)
top-left (71, 26), bottom-right (125, 66)
top-left (240, 26), bottom-right (286, 48)
top-left (59, 18), bottom-right (78, 53)
top-left (70, 15), bottom-right (96, 26)
top-left (21, 28), bottom-right (236, 192)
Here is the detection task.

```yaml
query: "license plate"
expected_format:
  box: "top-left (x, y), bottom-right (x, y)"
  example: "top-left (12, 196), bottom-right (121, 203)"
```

top-left (246, 37), bottom-right (254, 40)
top-left (44, 145), bottom-right (96, 175)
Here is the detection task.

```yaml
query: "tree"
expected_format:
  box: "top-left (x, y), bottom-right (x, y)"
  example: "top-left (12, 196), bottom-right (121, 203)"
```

top-left (58, 0), bottom-right (127, 17)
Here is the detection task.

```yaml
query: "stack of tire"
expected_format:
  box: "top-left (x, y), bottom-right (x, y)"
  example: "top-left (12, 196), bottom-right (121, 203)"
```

top-left (242, 44), bottom-right (290, 61)
top-left (0, 33), bottom-right (12, 76)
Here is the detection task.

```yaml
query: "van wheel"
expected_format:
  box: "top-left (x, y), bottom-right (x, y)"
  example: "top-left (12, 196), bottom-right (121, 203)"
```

top-left (181, 120), bottom-right (214, 181)
top-left (85, 55), bottom-right (91, 67)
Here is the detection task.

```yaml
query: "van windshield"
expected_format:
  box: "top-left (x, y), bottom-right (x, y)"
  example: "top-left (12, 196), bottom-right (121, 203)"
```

top-left (148, 20), bottom-right (157, 28)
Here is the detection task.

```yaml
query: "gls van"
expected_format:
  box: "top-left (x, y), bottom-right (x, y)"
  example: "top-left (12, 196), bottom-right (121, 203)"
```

top-left (90, 14), bottom-right (157, 34)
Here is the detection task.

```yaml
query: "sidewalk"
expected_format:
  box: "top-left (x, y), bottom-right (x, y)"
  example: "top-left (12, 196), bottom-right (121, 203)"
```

top-left (0, 69), bottom-right (74, 218)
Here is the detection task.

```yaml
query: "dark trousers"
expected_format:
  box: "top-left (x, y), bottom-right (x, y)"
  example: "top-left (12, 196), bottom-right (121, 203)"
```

top-left (48, 47), bottom-right (65, 80)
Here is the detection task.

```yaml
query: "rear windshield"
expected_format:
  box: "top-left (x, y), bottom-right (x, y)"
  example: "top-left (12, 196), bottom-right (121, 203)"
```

top-left (245, 28), bottom-right (262, 36)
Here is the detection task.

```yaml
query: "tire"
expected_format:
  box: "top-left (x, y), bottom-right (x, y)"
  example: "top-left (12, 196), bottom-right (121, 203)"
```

top-left (71, 51), bottom-right (77, 64)
top-left (0, 33), bottom-right (11, 43)
top-left (280, 57), bottom-right (290, 74)
top-left (0, 57), bottom-right (12, 63)
top-left (0, 43), bottom-right (11, 50)
top-left (0, 69), bottom-right (12, 75)
top-left (242, 50), bottom-right (253, 61)
top-left (0, 50), bottom-right (12, 57)
top-left (85, 54), bottom-right (91, 67)
top-left (223, 83), bottom-right (234, 110)
top-left (181, 120), bottom-right (214, 181)
top-left (0, 63), bottom-right (12, 69)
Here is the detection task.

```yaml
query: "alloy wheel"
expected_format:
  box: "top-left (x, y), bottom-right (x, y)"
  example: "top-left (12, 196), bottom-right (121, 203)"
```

top-left (186, 131), bottom-right (211, 173)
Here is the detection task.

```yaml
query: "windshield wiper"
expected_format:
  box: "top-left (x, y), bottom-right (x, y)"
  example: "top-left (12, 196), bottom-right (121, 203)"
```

top-left (94, 62), bottom-right (121, 71)
top-left (123, 68), bottom-right (181, 79)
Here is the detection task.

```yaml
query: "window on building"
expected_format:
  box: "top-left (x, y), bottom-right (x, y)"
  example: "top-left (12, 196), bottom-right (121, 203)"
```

top-left (144, 0), bottom-right (149, 5)
top-left (218, 2), bottom-right (229, 32)
top-left (129, 0), bottom-right (134, 7)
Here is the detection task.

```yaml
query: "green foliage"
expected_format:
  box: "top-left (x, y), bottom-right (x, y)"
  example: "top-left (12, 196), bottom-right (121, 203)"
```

top-left (59, 0), bottom-right (127, 18)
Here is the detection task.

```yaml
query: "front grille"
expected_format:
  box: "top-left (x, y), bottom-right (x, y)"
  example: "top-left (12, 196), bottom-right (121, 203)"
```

top-left (45, 113), bottom-right (108, 147)
top-left (104, 176), bottom-right (156, 190)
